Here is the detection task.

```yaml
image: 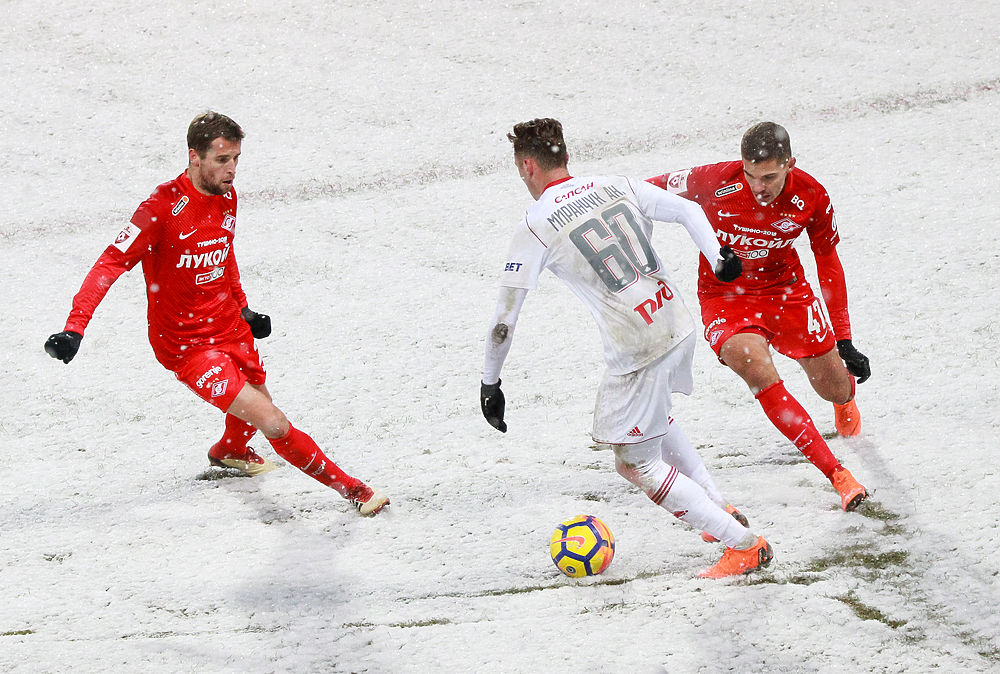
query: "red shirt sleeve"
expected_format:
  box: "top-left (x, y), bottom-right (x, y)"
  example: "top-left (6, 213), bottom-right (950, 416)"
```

top-left (646, 168), bottom-right (694, 197)
top-left (814, 248), bottom-right (852, 341)
top-left (226, 245), bottom-right (249, 310)
top-left (64, 248), bottom-right (132, 335)
top-left (64, 211), bottom-right (159, 335)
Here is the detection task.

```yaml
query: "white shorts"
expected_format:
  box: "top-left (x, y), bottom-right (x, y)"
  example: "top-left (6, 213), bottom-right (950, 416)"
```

top-left (591, 334), bottom-right (695, 445)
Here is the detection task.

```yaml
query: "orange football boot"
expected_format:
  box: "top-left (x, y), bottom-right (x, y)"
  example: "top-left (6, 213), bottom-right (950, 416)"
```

top-left (831, 466), bottom-right (868, 511)
top-left (208, 443), bottom-right (278, 477)
top-left (834, 399), bottom-right (862, 437)
top-left (698, 536), bottom-right (773, 579)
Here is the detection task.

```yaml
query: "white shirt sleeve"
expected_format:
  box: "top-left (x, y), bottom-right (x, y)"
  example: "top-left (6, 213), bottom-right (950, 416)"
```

top-left (632, 178), bottom-right (722, 267)
top-left (482, 286), bottom-right (528, 384)
top-left (498, 216), bottom-right (547, 290)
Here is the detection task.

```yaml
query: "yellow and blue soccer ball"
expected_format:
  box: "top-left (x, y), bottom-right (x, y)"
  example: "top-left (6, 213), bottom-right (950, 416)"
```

top-left (550, 515), bottom-right (615, 577)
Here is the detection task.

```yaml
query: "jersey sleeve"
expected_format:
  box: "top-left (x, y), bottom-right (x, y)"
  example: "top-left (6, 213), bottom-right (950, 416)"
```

top-left (225, 243), bottom-right (249, 309)
top-left (806, 190), bottom-right (840, 256)
top-left (63, 249), bottom-right (131, 335)
top-left (482, 286), bottom-right (529, 385)
top-left (498, 216), bottom-right (547, 290)
top-left (814, 248), bottom-right (852, 340)
top-left (646, 168), bottom-right (692, 197)
top-left (64, 210), bottom-right (160, 335)
top-left (632, 179), bottom-right (721, 266)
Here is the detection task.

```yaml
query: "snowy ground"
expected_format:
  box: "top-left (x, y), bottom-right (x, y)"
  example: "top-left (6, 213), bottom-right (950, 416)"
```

top-left (3, 1), bottom-right (999, 672)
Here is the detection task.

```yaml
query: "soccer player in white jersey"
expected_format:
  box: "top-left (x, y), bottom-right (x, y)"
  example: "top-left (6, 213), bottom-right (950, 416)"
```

top-left (480, 118), bottom-right (772, 578)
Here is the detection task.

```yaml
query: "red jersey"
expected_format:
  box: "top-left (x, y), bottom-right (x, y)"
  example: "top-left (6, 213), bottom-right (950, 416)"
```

top-left (649, 161), bottom-right (852, 339)
top-left (65, 171), bottom-right (251, 368)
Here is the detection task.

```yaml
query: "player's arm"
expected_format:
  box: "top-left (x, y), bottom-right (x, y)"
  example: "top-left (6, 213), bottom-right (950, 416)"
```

top-left (481, 285), bottom-right (529, 433)
top-left (814, 247), bottom-right (870, 383)
top-left (645, 168), bottom-right (692, 196)
top-left (632, 179), bottom-right (741, 282)
top-left (44, 250), bottom-right (131, 363)
top-left (45, 217), bottom-right (153, 364)
top-left (226, 245), bottom-right (271, 339)
top-left (809, 193), bottom-right (870, 383)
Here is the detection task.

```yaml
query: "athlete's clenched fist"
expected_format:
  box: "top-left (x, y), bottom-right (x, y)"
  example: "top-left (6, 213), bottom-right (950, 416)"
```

top-left (44, 331), bottom-right (83, 363)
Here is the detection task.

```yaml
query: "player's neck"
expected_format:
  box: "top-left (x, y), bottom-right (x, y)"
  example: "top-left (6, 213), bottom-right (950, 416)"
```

top-left (531, 169), bottom-right (571, 199)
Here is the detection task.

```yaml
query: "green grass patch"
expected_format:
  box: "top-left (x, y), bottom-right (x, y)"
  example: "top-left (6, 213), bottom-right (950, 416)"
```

top-left (834, 591), bottom-right (907, 629)
top-left (804, 546), bottom-right (908, 574)
top-left (390, 618), bottom-right (453, 628)
top-left (978, 645), bottom-right (1000, 663)
top-left (1, 630), bottom-right (34, 636)
top-left (748, 573), bottom-right (825, 586)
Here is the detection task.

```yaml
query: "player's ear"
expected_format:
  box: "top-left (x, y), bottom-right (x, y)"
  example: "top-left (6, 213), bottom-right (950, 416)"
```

top-left (188, 147), bottom-right (200, 166)
top-left (786, 157), bottom-right (796, 171)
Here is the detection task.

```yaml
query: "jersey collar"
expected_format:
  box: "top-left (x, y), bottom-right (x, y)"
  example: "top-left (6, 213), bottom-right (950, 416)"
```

top-left (542, 176), bottom-right (573, 193)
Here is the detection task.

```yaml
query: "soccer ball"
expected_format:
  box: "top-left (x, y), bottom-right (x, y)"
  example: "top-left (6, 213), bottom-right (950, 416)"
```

top-left (549, 515), bottom-right (615, 577)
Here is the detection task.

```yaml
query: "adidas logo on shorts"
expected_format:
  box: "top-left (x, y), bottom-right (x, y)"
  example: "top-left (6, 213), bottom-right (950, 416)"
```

top-left (626, 426), bottom-right (643, 437)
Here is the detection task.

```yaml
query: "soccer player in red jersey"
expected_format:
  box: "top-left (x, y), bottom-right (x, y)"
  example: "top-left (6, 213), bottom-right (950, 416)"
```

top-left (44, 111), bottom-right (388, 516)
top-left (648, 122), bottom-right (870, 511)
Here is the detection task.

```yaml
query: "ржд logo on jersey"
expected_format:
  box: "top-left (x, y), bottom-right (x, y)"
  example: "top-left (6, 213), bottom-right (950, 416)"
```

top-left (633, 280), bottom-right (675, 325)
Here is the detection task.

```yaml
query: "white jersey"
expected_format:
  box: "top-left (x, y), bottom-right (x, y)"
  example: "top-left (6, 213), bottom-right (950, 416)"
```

top-left (499, 175), bottom-right (719, 375)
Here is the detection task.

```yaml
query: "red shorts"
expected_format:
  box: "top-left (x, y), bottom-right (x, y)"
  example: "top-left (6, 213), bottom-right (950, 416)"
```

top-left (700, 280), bottom-right (836, 360)
top-left (172, 336), bottom-right (267, 411)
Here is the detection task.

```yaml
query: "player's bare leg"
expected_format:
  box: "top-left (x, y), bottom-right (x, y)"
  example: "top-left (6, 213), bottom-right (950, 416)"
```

top-left (226, 383), bottom-right (389, 515)
top-left (798, 350), bottom-right (861, 437)
top-left (720, 333), bottom-right (866, 510)
top-left (207, 383), bottom-right (277, 476)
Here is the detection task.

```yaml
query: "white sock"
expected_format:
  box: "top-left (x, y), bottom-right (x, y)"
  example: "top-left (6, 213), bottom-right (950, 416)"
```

top-left (659, 420), bottom-right (725, 507)
top-left (615, 442), bottom-right (752, 548)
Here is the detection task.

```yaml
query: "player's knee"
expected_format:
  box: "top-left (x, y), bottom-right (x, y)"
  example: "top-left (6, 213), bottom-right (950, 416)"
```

top-left (828, 382), bottom-right (853, 405)
top-left (811, 372), bottom-right (852, 404)
top-left (254, 406), bottom-right (290, 439)
top-left (614, 452), bottom-right (636, 482)
top-left (614, 451), bottom-right (660, 491)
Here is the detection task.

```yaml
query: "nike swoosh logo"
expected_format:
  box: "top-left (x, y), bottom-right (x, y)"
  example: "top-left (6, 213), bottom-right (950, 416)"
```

top-left (554, 536), bottom-right (586, 548)
top-left (717, 210), bottom-right (739, 218)
top-left (179, 230), bottom-right (197, 239)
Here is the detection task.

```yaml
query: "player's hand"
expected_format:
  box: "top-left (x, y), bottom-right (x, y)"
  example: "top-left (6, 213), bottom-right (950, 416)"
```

top-left (837, 339), bottom-right (870, 384)
top-left (241, 307), bottom-right (272, 339)
top-left (481, 379), bottom-right (507, 433)
top-left (714, 246), bottom-right (742, 283)
top-left (44, 331), bottom-right (83, 364)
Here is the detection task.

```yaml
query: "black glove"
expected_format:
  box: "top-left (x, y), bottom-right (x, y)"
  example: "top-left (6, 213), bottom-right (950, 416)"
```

top-left (481, 379), bottom-right (507, 433)
top-left (837, 339), bottom-right (870, 384)
top-left (241, 307), bottom-right (271, 339)
top-left (44, 331), bottom-right (83, 364)
top-left (714, 245), bottom-right (742, 283)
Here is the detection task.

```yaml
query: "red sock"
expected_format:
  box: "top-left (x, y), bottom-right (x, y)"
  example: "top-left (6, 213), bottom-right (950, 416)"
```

top-left (755, 381), bottom-right (841, 478)
top-left (268, 423), bottom-right (364, 498)
top-left (210, 414), bottom-right (258, 458)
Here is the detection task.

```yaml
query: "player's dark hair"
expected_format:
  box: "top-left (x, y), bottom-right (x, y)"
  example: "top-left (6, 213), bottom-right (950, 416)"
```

top-left (741, 122), bottom-right (791, 164)
top-left (507, 118), bottom-right (568, 169)
top-left (187, 111), bottom-right (244, 157)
